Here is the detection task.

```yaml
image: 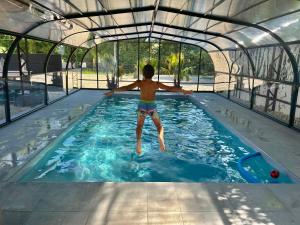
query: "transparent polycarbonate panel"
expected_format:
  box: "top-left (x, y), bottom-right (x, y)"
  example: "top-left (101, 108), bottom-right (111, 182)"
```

top-left (231, 0), bottom-right (300, 24)
top-left (104, 27), bottom-right (138, 35)
top-left (229, 75), bottom-right (253, 107)
top-left (69, 0), bottom-right (104, 12)
top-left (209, 51), bottom-right (230, 73)
top-left (209, 37), bottom-right (237, 49)
top-left (100, 0), bottom-right (131, 10)
top-left (29, 21), bottom-right (89, 46)
top-left (190, 33), bottom-right (215, 40)
top-left (134, 11), bottom-right (153, 23)
top-left (214, 72), bottom-right (229, 94)
top-left (156, 11), bottom-right (196, 28)
top-left (116, 34), bottom-right (146, 40)
top-left (83, 15), bottom-right (115, 27)
top-left (137, 25), bottom-right (151, 32)
top-left (95, 28), bottom-right (127, 36)
top-left (207, 22), bottom-right (245, 34)
top-left (199, 43), bottom-right (217, 51)
top-left (80, 37), bottom-right (103, 48)
top-left (32, 0), bottom-right (76, 15)
top-left (160, 0), bottom-right (220, 13)
top-left (89, 13), bottom-right (134, 27)
top-left (0, 0), bottom-right (45, 34)
top-left (248, 47), bottom-right (294, 82)
top-left (226, 27), bottom-right (278, 47)
top-left (211, 0), bottom-right (264, 18)
top-left (253, 80), bottom-right (292, 123)
top-left (119, 40), bottom-right (138, 85)
top-left (260, 11), bottom-right (300, 43)
top-left (74, 18), bottom-right (101, 29)
top-left (225, 50), bottom-right (253, 77)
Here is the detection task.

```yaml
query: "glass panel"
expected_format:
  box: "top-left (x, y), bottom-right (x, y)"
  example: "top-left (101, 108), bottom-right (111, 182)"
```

top-left (226, 49), bottom-right (253, 77)
top-left (248, 47), bottom-right (294, 82)
top-left (98, 42), bottom-right (116, 89)
top-left (139, 38), bottom-right (159, 81)
top-left (209, 51), bottom-right (230, 73)
top-left (81, 47), bottom-right (97, 89)
top-left (229, 75), bottom-right (253, 107)
top-left (0, 78), bottom-right (5, 124)
top-left (294, 88), bottom-right (300, 129)
top-left (180, 44), bottom-right (200, 91)
top-left (253, 80), bottom-right (292, 123)
top-left (119, 40), bottom-right (138, 87)
top-left (158, 40), bottom-right (180, 86)
top-left (46, 44), bottom-right (72, 102)
top-left (0, 34), bottom-right (15, 125)
top-left (5, 38), bottom-right (54, 119)
top-left (67, 48), bottom-right (85, 93)
top-left (214, 72), bottom-right (229, 96)
top-left (289, 44), bottom-right (300, 83)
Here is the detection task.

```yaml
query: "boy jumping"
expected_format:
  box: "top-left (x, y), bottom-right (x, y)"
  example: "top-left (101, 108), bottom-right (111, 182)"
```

top-left (105, 64), bottom-right (192, 155)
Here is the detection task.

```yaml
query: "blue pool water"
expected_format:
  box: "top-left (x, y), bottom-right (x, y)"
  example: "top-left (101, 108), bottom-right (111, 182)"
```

top-left (21, 95), bottom-right (294, 183)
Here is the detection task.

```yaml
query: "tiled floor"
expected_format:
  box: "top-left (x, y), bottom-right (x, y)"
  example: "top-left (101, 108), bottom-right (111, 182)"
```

top-left (0, 91), bottom-right (300, 225)
top-left (0, 182), bottom-right (300, 225)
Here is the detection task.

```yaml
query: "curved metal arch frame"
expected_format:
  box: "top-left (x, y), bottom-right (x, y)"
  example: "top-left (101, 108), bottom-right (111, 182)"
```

top-left (80, 35), bottom-right (229, 94)
top-left (89, 22), bottom-right (256, 80)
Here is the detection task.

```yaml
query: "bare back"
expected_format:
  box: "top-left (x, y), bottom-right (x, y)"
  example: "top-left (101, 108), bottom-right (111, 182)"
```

top-left (138, 79), bottom-right (158, 101)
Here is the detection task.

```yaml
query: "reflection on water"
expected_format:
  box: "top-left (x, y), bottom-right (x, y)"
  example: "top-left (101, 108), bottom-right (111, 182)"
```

top-left (0, 104), bottom-right (91, 180)
top-left (215, 108), bottom-right (269, 142)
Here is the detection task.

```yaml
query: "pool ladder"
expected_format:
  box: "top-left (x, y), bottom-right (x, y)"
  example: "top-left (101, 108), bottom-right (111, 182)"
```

top-left (237, 152), bottom-right (262, 183)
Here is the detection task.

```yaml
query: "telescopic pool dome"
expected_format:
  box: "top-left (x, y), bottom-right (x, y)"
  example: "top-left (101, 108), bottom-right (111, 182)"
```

top-left (0, 0), bottom-right (300, 130)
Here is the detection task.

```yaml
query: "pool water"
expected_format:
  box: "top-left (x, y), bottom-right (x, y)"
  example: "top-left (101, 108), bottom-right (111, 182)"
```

top-left (20, 95), bottom-right (294, 183)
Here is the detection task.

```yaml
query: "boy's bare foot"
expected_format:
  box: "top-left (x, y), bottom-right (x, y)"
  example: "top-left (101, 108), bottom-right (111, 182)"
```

top-left (159, 137), bottom-right (165, 151)
top-left (136, 139), bottom-right (142, 155)
top-left (159, 139), bottom-right (166, 152)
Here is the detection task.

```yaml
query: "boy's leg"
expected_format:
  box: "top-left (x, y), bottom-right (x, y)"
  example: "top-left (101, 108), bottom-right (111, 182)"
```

top-left (136, 111), bottom-right (146, 155)
top-left (150, 111), bottom-right (165, 151)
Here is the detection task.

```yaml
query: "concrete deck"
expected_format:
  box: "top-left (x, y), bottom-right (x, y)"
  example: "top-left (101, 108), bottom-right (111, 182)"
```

top-left (0, 90), bottom-right (300, 225)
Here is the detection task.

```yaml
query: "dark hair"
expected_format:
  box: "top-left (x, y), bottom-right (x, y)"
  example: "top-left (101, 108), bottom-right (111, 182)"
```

top-left (142, 64), bottom-right (154, 79)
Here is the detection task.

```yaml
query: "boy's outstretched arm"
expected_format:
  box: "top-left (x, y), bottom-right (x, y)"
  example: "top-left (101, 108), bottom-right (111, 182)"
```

top-left (105, 80), bottom-right (140, 96)
top-left (158, 82), bottom-right (193, 95)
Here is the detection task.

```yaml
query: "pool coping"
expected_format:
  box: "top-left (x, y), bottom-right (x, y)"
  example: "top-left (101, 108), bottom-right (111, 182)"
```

top-left (10, 92), bottom-right (300, 184)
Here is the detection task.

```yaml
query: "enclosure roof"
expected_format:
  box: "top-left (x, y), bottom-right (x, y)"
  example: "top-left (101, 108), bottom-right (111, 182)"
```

top-left (1, 0), bottom-right (300, 51)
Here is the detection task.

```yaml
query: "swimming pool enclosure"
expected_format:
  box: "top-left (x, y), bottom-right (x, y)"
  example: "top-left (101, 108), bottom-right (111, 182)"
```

top-left (0, 0), bottom-right (300, 131)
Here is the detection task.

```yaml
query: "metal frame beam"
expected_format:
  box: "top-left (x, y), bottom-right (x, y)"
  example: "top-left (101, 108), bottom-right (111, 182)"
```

top-left (64, 6), bottom-right (155, 19)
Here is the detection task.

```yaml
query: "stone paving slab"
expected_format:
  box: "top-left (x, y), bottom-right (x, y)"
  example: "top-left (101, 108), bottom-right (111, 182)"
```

top-left (0, 182), bottom-right (300, 224)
